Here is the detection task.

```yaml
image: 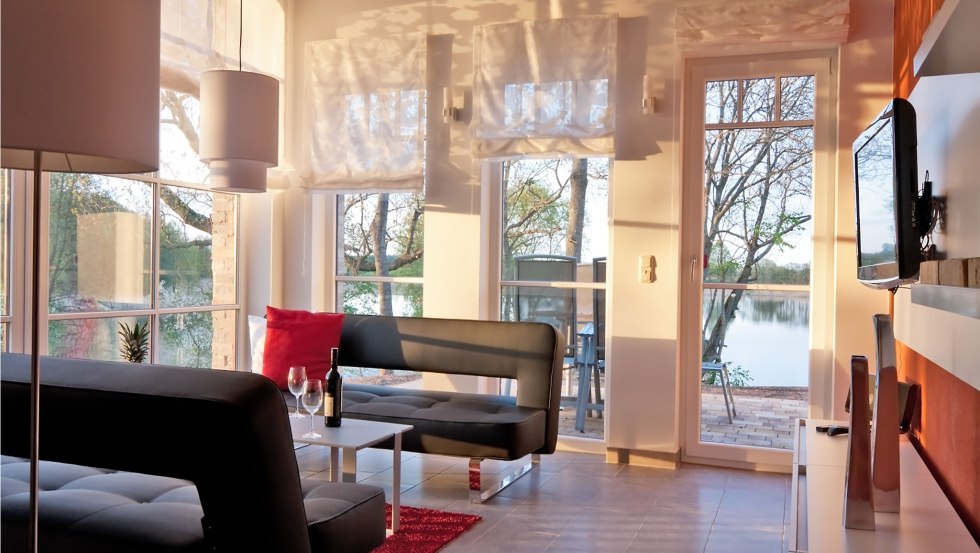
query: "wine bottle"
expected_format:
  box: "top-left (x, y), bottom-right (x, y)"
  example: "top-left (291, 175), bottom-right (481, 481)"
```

top-left (325, 347), bottom-right (343, 427)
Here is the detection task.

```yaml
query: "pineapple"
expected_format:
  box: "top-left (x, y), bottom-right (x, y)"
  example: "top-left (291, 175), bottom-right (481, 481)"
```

top-left (118, 321), bottom-right (150, 363)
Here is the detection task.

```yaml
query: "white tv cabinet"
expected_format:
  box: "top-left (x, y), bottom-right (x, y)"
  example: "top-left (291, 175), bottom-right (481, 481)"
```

top-left (789, 418), bottom-right (977, 552)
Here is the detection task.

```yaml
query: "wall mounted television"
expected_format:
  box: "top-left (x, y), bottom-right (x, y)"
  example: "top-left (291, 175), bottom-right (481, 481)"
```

top-left (852, 97), bottom-right (930, 291)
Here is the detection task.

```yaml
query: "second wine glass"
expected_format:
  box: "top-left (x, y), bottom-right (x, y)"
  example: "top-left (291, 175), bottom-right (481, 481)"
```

top-left (287, 366), bottom-right (308, 418)
top-left (302, 379), bottom-right (324, 439)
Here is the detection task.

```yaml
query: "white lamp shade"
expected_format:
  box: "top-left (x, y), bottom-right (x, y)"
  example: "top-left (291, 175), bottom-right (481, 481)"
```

top-left (200, 70), bottom-right (279, 167)
top-left (1, 0), bottom-right (161, 173)
top-left (208, 159), bottom-right (270, 193)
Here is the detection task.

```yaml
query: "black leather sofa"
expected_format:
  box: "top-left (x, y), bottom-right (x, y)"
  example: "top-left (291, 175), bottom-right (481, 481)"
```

top-left (0, 354), bottom-right (386, 553)
top-left (312, 314), bottom-right (565, 502)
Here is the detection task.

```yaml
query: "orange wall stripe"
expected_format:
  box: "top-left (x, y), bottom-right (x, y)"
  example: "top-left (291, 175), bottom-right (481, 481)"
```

top-left (893, 0), bottom-right (945, 99)
top-left (897, 340), bottom-right (980, 542)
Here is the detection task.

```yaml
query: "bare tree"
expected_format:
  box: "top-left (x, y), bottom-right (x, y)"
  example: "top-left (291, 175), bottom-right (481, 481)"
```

top-left (340, 192), bottom-right (424, 316)
top-left (700, 77), bottom-right (815, 364)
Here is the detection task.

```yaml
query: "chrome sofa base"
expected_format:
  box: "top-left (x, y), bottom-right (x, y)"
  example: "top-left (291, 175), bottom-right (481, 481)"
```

top-left (469, 454), bottom-right (540, 503)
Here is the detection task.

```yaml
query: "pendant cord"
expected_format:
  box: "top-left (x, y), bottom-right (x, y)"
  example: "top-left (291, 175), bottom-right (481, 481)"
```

top-left (239, 0), bottom-right (243, 71)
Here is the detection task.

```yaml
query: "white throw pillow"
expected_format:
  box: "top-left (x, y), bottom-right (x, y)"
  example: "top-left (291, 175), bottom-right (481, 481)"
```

top-left (248, 315), bottom-right (267, 374)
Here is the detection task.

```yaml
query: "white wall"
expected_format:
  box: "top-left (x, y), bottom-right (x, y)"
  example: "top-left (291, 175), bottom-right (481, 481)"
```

top-left (908, 72), bottom-right (980, 261)
top-left (830, 0), bottom-right (895, 419)
top-left (893, 71), bottom-right (980, 391)
top-left (252, 0), bottom-right (897, 460)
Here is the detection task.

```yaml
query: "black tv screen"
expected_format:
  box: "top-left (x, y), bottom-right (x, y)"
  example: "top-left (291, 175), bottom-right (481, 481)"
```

top-left (853, 98), bottom-right (922, 290)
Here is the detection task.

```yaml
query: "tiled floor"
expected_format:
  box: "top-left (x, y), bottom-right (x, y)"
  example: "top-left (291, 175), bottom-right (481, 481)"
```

top-left (295, 445), bottom-right (791, 553)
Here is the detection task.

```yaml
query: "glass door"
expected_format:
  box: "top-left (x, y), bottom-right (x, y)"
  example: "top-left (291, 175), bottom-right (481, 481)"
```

top-left (682, 54), bottom-right (836, 465)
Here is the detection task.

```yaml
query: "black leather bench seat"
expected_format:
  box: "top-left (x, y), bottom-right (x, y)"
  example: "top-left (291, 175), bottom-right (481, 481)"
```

top-left (1, 455), bottom-right (386, 553)
top-left (341, 384), bottom-right (548, 460)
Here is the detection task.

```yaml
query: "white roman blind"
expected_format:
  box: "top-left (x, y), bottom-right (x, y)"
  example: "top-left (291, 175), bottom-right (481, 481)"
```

top-left (471, 16), bottom-right (617, 159)
top-left (301, 33), bottom-right (427, 192)
top-left (676, 0), bottom-right (850, 50)
top-left (161, 0), bottom-right (285, 94)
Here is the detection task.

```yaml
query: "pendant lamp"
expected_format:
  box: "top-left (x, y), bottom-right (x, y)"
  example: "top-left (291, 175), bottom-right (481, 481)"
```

top-left (199, 3), bottom-right (279, 193)
top-left (200, 70), bottom-right (279, 192)
top-left (1, 1), bottom-right (161, 551)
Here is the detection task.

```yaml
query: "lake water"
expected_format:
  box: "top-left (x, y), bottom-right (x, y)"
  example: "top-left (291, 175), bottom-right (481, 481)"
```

top-left (708, 291), bottom-right (810, 387)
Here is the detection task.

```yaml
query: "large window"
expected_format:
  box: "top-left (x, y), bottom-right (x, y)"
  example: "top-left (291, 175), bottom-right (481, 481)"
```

top-left (45, 174), bottom-right (238, 368)
top-left (496, 157), bottom-right (609, 439)
top-left (336, 192), bottom-right (424, 317)
top-left (335, 191), bottom-right (423, 386)
top-left (3, 88), bottom-right (241, 369)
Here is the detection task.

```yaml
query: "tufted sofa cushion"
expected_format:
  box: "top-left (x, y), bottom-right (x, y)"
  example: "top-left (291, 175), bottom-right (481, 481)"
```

top-left (1, 455), bottom-right (386, 553)
top-left (0, 353), bottom-right (388, 553)
top-left (1, 456), bottom-right (205, 552)
top-left (339, 385), bottom-right (547, 459)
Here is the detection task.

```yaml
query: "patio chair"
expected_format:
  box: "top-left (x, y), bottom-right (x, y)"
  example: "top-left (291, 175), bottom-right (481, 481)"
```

top-left (514, 254), bottom-right (577, 360)
top-left (702, 361), bottom-right (737, 423)
top-left (577, 257), bottom-right (607, 425)
top-left (511, 254), bottom-right (577, 402)
top-left (592, 257), bottom-right (606, 372)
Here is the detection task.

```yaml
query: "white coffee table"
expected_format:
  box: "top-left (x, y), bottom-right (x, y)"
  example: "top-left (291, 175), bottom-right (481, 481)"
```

top-left (290, 416), bottom-right (412, 532)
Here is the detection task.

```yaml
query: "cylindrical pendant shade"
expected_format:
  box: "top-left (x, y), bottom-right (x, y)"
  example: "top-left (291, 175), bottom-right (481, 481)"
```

top-left (209, 160), bottom-right (271, 193)
top-left (200, 70), bottom-right (279, 166)
top-left (1, 0), bottom-right (161, 173)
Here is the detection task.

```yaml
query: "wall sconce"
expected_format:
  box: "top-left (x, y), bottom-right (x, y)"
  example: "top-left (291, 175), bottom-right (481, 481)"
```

top-left (443, 87), bottom-right (460, 123)
top-left (642, 75), bottom-right (656, 115)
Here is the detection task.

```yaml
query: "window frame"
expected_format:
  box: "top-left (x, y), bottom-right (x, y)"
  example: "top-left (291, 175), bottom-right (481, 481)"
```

top-left (332, 192), bottom-right (424, 318)
top-left (4, 170), bottom-right (242, 369)
top-left (486, 156), bottom-right (611, 444)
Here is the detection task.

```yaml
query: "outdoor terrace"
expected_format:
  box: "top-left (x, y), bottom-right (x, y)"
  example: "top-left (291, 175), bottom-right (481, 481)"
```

top-left (556, 378), bottom-right (807, 452)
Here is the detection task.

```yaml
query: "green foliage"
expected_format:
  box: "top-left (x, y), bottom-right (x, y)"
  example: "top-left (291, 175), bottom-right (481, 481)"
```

top-left (118, 320), bottom-right (150, 363)
top-left (752, 259), bottom-right (810, 285)
top-left (702, 364), bottom-right (753, 388)
top-left (157, 309), bottom-right (214, 368)
top-left (727, 364), bottom-right (753, 387)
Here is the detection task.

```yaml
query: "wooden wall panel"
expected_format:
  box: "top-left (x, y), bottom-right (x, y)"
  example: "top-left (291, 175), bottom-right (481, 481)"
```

top-left (893, 0), bottom-right (944, 98)
top-left (897, 341), bottom-right (980, 542)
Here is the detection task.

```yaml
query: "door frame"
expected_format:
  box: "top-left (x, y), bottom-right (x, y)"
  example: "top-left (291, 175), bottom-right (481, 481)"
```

top-left (679, 52), bottom-right (839, 468)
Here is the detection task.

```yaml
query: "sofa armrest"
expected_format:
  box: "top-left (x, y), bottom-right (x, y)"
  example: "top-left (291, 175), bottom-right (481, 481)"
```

top-left (0, 353), bottom-right (313, 553)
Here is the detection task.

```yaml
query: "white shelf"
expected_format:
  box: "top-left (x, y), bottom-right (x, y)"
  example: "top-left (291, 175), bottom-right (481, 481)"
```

top-left (790, 419), bottom-right (978, 553)
top-left (911, 284), bottom-right (980, 320)
top-left (914, 0), bottom-right (980, 77)
top-left (893, 286), bottom-right (980, 392)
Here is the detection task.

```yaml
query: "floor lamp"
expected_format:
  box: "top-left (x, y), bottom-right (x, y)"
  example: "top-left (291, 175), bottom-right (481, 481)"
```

top-left (0, 1), bottom-right (161, 551)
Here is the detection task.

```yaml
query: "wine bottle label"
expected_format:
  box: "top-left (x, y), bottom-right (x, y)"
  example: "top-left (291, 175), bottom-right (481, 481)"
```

top-left (325, 396), bottom-right (334, 415)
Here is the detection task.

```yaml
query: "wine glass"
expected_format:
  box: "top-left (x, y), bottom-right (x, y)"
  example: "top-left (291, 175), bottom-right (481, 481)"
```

top-left (287, 366), bottom-right (308, 418)
top-left (301, 379), bottom-right (324, 439)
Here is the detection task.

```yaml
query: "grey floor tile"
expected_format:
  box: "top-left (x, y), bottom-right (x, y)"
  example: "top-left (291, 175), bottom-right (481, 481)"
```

top-left (291, 444), bottom-right (790, 553)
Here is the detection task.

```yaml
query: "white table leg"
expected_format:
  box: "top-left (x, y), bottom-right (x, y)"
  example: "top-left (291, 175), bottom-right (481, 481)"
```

top-left (329, 446), bottom-right (340, 482)
top-left (342, 447), bottom-right (357, 483)
top-left (391, 433), bottom-right (401, 533)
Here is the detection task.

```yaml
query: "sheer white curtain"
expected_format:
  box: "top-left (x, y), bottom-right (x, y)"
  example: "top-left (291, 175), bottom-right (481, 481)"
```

top-left (471, 16), bottom-right (617, 159)
top-left (676, 0), bottom-right (849, 51)
top-left (160, 0), bottom-right (285, 94)
top-left (300, 33), bottom-right (427, 192)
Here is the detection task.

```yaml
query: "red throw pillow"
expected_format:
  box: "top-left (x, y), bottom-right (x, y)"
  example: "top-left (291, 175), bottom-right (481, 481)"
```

top-left (262, 306), bottom-right (344, 389)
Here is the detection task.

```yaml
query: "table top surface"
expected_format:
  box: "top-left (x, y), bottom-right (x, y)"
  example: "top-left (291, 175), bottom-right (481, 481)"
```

top-left (289, 416), bottom-right (413, 449)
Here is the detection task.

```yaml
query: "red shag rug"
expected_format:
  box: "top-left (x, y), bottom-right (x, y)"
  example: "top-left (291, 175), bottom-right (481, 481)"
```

top-left (372, 504), bottom-right (482, 553)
